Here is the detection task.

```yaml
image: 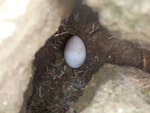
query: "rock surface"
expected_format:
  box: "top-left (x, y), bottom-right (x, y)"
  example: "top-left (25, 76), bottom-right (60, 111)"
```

top-left (1, 0), bottom-right (150, 113)
top-left (0, 0), bottom-right (74, 113)
top-left (67, 64), bottom-right (150, 113)
top-left (65, 1), bottom-right (150, 112)
top-left (84, 0), bottom-right (150, 49)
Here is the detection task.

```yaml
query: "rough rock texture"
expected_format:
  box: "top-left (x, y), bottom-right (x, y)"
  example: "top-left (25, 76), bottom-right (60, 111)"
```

top-left (0, 0), bottom-right (74, 113)
top-left (84, 0), bottom-right (150, 49)
top-left (67, 64), bottom-right (150, 113)
top-left (1, 0), bottom-right (150, 113)
top-left (66, 1), bottom-right (150, 113)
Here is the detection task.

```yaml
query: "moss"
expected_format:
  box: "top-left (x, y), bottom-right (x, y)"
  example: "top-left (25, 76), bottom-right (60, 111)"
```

top-left (141, 88), bottom-right (150, 96)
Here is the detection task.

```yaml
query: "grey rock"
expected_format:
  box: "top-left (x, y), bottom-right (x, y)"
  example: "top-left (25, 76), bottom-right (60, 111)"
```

top-left (84, 0), bottom-right (150, 49)
top-left (0, 0), bottom-right (74, 113)
top-left (71, 64), bottom-right (150, 113)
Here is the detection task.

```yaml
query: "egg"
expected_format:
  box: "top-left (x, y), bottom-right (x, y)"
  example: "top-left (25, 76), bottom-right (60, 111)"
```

top-left (64, 35), bottom-right (86, 68)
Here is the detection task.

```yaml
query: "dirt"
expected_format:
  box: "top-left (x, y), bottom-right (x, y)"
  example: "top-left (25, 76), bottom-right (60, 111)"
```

top-left (27, 1), bottom-right (150, 113)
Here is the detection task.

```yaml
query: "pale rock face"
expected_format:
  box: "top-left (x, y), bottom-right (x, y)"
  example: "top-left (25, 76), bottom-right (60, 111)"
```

top-left (0, 0), bottom-right (74, 113)
top-left (84, 0), bottom-right (150, 49)
top-left (64, 36), bottom-right (86, 68)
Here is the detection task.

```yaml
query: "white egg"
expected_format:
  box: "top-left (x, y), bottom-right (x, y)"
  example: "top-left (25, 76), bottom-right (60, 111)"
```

top-left (64, 35), bottom-right (86, 68)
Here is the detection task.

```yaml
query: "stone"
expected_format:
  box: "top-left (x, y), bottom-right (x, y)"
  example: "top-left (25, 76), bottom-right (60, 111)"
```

top-left (84, 0), bottom-right (150, 49)
top-left (68, 64), bottom-right (150, 113)
top-left (0, 0), bottom-right (74, 113)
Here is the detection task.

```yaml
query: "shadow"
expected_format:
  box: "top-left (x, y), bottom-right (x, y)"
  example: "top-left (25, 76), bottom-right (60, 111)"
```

top-left (22, 0), bottom-right (150, 113)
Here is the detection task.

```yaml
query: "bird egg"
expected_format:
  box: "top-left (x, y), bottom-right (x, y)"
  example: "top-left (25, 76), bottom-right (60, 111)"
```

top-left (64, 35), bottom-right (86, 68)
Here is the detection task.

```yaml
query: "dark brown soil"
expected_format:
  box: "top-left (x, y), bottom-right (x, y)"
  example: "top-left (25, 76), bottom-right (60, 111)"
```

top-left (27, 1), bottom-right (150, 113)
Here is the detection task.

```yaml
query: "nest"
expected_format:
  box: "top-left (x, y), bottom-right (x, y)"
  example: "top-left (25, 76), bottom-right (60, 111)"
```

top-left (27, 2), bottom-right (150, 113)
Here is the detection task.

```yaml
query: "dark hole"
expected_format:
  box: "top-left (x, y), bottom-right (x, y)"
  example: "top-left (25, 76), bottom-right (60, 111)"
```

top-left (25, 1), bottom-right (150, 113)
